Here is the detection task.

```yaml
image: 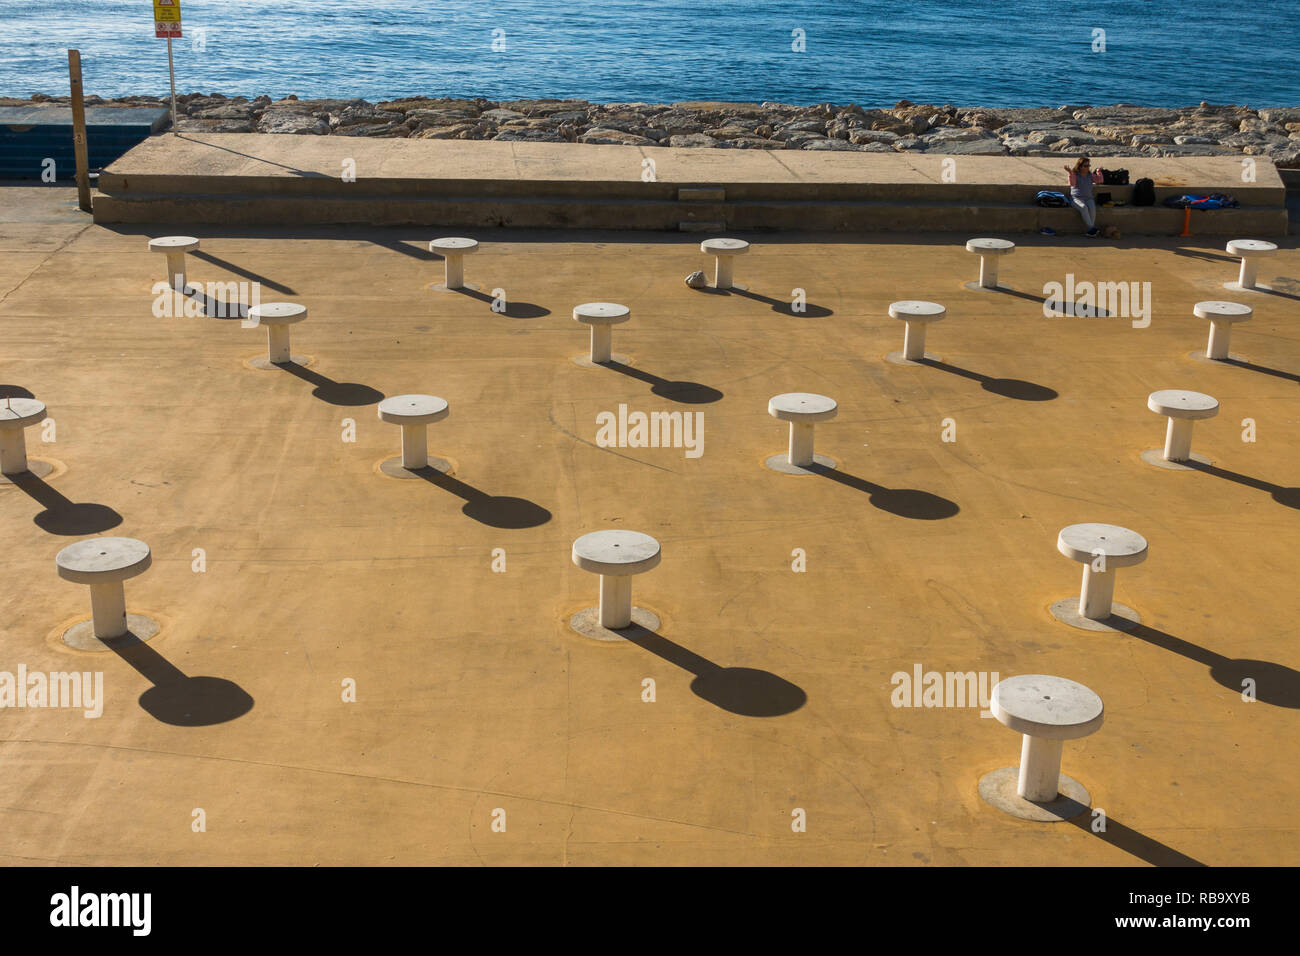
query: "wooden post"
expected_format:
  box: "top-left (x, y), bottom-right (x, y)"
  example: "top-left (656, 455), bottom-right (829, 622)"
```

top-left (167, 36), bottom-right (178, 134)
top-left (67, 49), bottom-right (91, 213)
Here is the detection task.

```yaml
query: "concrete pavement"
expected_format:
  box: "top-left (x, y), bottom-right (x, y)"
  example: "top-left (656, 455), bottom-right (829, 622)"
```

top-left (1, 185), bottom-right (1298, 865)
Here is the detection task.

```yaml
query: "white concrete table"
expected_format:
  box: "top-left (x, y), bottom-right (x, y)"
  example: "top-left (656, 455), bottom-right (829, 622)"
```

top-left (1142, 389), bottom-right (1218, 470)
top-left (572, 302), bottom-right (631, 366)
top-left (0, 397), bottom-right (52, 482)
top-left (377, 394), bottom-right (451, 477)
top-left (699, 238), bottom-right (749, 290)
top-left (1224, 239), bottom-right (1277, 292)
top-left (55, 537), bottom-right (154, 643)
top-left (148, 236), bottom-right (199, 292)
top-left (886, 300), bottom-right (946, 365)
top-left (246, 302), bottom-right (308, 369)
top-left (979, 674), bottom-right (1104, 820)
top-left (1051, 523), bottom-right (1148, 631)
top-left (765, 393), bottom-right (837, 474)
top-left (1192, 300), bottom-right (1252, 362)
top-left (429, 237), bottom-right (479, 291)
top-left (570, 530), bottom-right (662, 639)
top-left (964, 237), bottom-right (1015, 291)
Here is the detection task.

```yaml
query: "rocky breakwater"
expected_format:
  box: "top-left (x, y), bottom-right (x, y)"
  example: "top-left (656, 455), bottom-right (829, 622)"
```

top-left (11, 92), bottom-right (1300, 167)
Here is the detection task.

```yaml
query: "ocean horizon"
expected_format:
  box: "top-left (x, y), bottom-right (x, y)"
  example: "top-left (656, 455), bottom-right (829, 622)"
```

top-left (0, 0), bottom-right (1297, 107)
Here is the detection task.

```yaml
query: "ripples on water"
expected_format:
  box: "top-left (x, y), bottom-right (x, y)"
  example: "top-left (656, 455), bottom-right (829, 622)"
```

top-left (0, 0), bottom-right (1295, 105)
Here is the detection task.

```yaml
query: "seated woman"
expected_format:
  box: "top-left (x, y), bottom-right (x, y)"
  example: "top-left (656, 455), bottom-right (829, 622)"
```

top-left (1064, 157), bottom-right (1105, 237)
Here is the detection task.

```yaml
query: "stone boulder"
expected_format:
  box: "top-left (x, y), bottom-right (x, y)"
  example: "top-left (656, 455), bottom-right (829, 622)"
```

top-left (492, 128), bottom-right (564, 142)
top-left (404, 108), bottom-right (477, 128)
top-left (717, 136), bottom-right (785, 149)
top-left (1072, 106), bottom-right (1178, 124)
top-left (960, 109), bottom-right (1007, 130)
top-left (378, 97), bottom-right (484, 115)
top-left (668, 133), bottom-right (721, 148)
top-left (480, 108), bottom-right (526, 123)
top-left (922, 126), bottom-right (999, 145)
top-left (336, 122), bottom-right (408, 137)
top-left (192, 104), bottom-right (253, 120)
top-left (1258, 107), bottom-right (1300, 124)
top-left (1028, 128), bottom-right (1116, 146)
top-left (178, 118), bottom-right (256, 133)
top-left (802, 138), bottom-right (869, 151)
top-left (333, 106), bottom-right (403, 129)
top-left (1144, 143), bottom-right (1238, 157)
top-left (996, 121), bottom-right (1084, 138)
top-left (258, 110), bottom-right (330, 134)
top-left (849, 128), bottom-right (899, 145)
top-left (1055, 144), bottom-right (1137, 156)
top-left (1129, 133), bottom-right (1173, 146)
top-left (413, 124), bottom-right (477, 139)
top-left (578, 128), bottom-right (658, 146)
top-left (779, 130), bottom-right (828, 148)
top-left (892, 136), bottom-right (927, 151)
top-left (498, 99), bottom-right (592, 116)
top-left (934, 138), bottom-right (1008, 155)
top-left (1002, 137), bottom-right (1055, 157)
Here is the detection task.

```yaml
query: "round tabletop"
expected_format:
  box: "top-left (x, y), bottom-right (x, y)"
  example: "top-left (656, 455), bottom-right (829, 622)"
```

top-left (0, 398), bottom-right (47, 428)
top-left (247, 302), bottom-right (308, 326)
top-left (378, 394), bottom-right (449, 425)
top-left (888, 300), bottom-right (947, 322)
top-left (700, 238), bottom-right (750, 255)
top-left (1147, 389), bottom-right (1219, 420)
top-left (1225, 239), bottom-right (1277, 256)
top-left (1057, 523), bottom-right (1148, 567)
top-left (990, 675), bottom-right (1105, 740)
top-left (966, 237), bottom-right (1015, 254)
top-left (148, 236), bottom-right (200, 252)
top-left (1193, 300), bottom-right (1253, 322)
top-left (56, 537), bottom-right (152, 584)
top-left (429, 237), bottom-right (479, 253)
top-left (573, 302), bottom-right (631, 325)
top-left (572, 530), bottom-right (662, 576)
top-left (768, 392), bottom-right (838, 423)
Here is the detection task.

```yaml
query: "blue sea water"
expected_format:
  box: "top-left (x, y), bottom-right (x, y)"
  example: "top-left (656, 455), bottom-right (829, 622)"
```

top-left (0, 0), bottom-right (1297, 106)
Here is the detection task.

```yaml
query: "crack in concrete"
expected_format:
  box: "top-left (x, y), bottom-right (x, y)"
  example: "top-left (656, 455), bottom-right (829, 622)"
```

top-left (0, 221), bottom-right (93, 309)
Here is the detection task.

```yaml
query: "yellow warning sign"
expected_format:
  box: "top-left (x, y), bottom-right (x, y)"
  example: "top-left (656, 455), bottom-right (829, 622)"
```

top-left (154, 0), bottom-right (182, 36)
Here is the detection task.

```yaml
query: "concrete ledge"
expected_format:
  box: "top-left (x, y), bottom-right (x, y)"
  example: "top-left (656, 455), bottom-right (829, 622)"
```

top-left (93, 133), bottom-right (1290, 235)
top-left (92, 191), bottom-right (1288, 235)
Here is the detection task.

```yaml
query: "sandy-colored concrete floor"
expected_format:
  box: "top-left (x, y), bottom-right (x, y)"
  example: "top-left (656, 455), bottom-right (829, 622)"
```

top-left (1, 186), bottom-right (1297, 865)
top-left (108, 132), bottom-right (1283, 191)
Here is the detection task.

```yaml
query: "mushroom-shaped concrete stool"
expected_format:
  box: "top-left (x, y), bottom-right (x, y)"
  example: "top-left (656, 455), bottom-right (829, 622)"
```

top-left (1143, 389), bottom-right (1219, 469)
top-left (964, 238), bottom-right (1015, 291)
top-left (55, 537), bottom-right (152, 641)
top-left (699, 238), bottom-right (750, 290)
top-left (0, 397), bottom-right (52, 482)
top-left (979, 674), bottom-right (1104, 820)
top-left (1192, 300), bottom-right (1252, 361)
top-left (247, 302), bottom-right (308, 368)
top-left (429, 237), bottom-right (479, 291)
top-left (765, 393), bottom-right (837, 474)
top-left (572, 302), bottom-right (631, 366)
top-left (148, 236), bottom-right (199, 292)
top-left (570, 530), bottom-right (662, 638)
top-left (377, 394), bottom-right (451, 477)
top-left (886, 300), bottom-right (946, 365)
top-left (1224, 239), bottom-right (1277, 292)
top-left (1051, 523), bottom-right (1148, 631)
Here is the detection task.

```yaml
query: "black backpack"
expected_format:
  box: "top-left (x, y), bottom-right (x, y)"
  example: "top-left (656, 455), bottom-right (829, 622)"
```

top-left (1101, 167), bottom-right (1129, 185)
top-left (1132, 177), bottom-right (1155, 206)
